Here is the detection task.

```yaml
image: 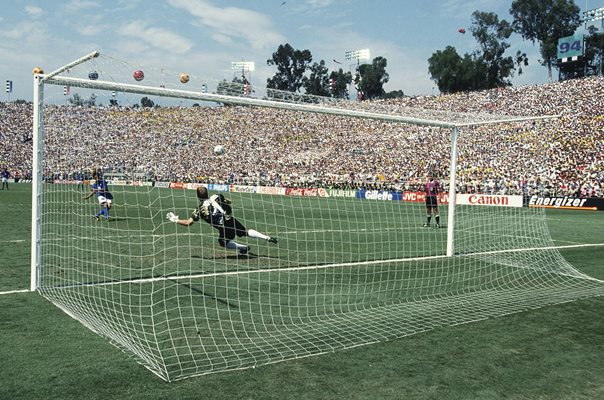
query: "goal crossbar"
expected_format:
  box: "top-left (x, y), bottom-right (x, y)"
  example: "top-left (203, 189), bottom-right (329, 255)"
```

top-left (42, 74), bottom-right (558, 129)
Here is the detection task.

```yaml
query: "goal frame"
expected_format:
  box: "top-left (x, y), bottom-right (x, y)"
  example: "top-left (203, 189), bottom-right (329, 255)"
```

top-left (30, 51), bottom-right (558, 291)
top-left (34, 52), bottom-right (604, 383)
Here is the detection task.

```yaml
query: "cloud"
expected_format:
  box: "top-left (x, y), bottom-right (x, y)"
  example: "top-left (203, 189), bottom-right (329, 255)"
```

top-left (210, 33), bottom-right (234, 46)
top-left (62, 0), bottom-right (101, 13)
top-left (304, 0), bottom-right (336, 8)
top-left (167, 0), bottom-right (285, 50)
top-left (0, 21), bottom-right (43, 41)
top-left (24, 5), bottom-right (44, 17)
top-left (69, 12), bottom-right (108, 36)
top-left (117, 20), bottom-right (194, 54)
top-left (438, 0), bottom-right (505, 19)
top-left (77, 24), bottom-right (108, 36)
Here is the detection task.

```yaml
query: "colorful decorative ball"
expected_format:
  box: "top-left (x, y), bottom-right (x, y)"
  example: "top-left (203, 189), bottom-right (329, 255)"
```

top-left (133, 70), bottom-right (145, 81)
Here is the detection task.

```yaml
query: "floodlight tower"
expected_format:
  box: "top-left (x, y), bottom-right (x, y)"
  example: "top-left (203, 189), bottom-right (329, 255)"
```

top-left (345, 48), bottom-right (371, 73)
top-left (5, 79), bottom-right (12, 101)
top-left (344, 48), bottom-right (370, 101)
top-left (231, 61), bottom-right (255, 96)
top-left (231, 61), bottom-right (255, 91)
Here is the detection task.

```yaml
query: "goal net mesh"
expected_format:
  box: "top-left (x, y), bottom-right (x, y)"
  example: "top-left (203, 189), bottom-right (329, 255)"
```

top-left (34, 53), bottom-right (604, 381)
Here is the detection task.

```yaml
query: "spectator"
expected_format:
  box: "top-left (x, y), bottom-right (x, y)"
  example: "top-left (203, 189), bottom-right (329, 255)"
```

top-left (0, 75), bottom-right (602, 198)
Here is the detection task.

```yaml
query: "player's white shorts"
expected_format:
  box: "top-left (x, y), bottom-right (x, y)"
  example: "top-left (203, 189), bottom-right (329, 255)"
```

top-left (97, 196), bottom-right (113, 205)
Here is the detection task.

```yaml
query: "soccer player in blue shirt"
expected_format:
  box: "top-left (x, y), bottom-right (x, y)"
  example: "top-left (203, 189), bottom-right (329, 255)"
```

top-left (1, 169), bottom-right (9, 190)
top-left (167, 186), bottom-right (277, 256)
top-left (423, 173), bottom-right (441, 228)
top-left (83, 172), bottom-right (114, 221)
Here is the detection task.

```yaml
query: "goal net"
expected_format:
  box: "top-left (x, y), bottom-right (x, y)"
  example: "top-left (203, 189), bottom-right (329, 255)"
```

top-left (32, 52), bottom-right (604, 381)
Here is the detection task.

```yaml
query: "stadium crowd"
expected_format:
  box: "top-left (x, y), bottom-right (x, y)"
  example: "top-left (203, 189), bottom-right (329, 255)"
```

top-left (0, 75), bottom-right (602, 197)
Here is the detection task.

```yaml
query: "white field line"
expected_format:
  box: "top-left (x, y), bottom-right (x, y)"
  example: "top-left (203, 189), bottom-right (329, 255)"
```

top-left (0, 289), bottom-right (30, 294)
top-left (0, 224), bottom-right (543, 243)
top-left (0, 242), bottom-right (598, 296)
top-left (104, 242), bottom-right (604, 283)
top-left (1, 224), bottom-right (602, 295)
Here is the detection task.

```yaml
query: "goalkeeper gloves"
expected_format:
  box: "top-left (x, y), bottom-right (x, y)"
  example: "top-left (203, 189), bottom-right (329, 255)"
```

top-left (166, 212), bottom-right (179, 223)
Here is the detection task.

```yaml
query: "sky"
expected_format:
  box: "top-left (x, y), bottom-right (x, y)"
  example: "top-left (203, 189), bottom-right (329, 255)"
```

top-left (2, 0), bottom-right (604, 101)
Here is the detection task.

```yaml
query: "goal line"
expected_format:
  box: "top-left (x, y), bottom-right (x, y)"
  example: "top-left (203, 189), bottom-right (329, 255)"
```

top-left (30, 242), bottom-right (604, 294)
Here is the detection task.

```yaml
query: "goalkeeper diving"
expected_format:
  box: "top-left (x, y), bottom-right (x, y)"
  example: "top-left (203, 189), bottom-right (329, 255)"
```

top-left (167, 186), bottom-right (278, 256)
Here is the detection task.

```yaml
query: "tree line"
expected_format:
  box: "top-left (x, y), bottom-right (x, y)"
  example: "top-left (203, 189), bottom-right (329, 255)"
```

top-left (260, 0), bottom-right (603, 97)
top-left (66, 0), bottom-right (602, 107)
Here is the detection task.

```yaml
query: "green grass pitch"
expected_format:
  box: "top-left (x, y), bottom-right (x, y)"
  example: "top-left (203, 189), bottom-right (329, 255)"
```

top-left (1, 183), bottom-right (603, 399)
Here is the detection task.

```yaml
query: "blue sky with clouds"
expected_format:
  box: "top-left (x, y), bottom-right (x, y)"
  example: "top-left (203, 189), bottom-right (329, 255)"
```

top-left (1, 0), bottom-right (603, 101)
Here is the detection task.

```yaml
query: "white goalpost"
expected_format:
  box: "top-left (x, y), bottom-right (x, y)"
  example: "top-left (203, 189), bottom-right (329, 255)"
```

top-left (30, 52), bottom-right (604, 381)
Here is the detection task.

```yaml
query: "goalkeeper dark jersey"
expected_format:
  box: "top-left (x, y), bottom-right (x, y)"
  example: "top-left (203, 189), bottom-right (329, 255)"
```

top-left (191, 193), bottom-right (247, 243)
top-left (192, 194), bottom-right (233, 227)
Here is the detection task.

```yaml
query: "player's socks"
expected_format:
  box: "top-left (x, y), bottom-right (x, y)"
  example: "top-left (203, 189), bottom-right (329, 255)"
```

top-left (226, 240), bottom-right (249, 254)
top-left (247, 229), bottom-right (270, 241)
top-left (435, 215), bottom-right (440, 225)
top-left (426, 215), bottom-right (431, 225)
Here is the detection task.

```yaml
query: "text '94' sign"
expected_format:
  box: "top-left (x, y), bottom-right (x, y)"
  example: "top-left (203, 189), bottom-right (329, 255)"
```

top-left (557, 34), bottom-right (584, 59)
